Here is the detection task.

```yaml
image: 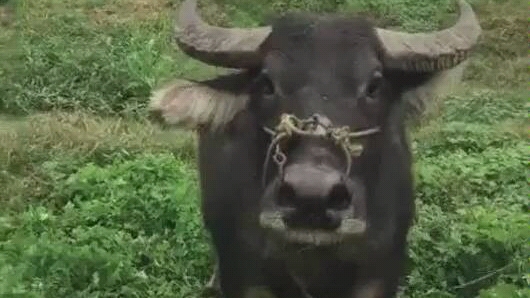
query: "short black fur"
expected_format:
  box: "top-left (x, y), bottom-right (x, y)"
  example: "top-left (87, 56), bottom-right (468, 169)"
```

top-left (196, 13), bottom-right (436, 298)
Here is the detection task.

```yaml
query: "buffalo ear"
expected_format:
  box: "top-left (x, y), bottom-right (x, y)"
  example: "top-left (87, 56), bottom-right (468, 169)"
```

top-left (401, 61), bottom-right (467, 112)
top-left (383, 60), bottom-right (467, 121)
top-left (148, 79), bottom-right (249, 131)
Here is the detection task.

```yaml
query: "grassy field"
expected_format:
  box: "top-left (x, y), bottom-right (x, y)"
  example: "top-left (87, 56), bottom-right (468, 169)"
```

top-left (0, 0), bottom-right (528, 297)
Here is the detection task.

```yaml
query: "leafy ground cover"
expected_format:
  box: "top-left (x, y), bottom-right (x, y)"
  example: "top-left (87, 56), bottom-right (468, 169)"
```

top-left (0, 0), bottom-right (528, 297)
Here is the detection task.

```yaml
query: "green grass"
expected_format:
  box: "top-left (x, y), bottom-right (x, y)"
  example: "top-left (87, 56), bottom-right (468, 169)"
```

top-left (0, 0), bottom-right (528, 297)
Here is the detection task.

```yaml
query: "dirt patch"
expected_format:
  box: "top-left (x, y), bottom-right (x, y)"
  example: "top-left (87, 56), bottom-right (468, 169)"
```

top-left (0, 4), bottom-right (14, 27)
top-left (473, 1), bottom-right (527, 58)
top-left (87, 0), bottom-right (172, 26)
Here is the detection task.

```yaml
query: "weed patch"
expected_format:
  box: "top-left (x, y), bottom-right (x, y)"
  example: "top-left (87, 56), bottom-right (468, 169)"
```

top-left (407, 202), bottom-right (529, 298)
top-left (0, 154), bottom-right (211, 298)
top-left (440, 89), bottom-right (528, 125)
top-left (0, 112), bottom-right (196, 210)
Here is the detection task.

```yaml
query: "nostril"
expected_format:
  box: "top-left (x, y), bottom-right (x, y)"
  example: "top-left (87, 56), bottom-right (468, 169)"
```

top-left (277, 182), bottom-right (296, 208)
top-left (327, 183), bottom-right (351, 210)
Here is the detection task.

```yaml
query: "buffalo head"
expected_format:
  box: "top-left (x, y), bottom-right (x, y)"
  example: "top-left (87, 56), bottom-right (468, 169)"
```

top-left (150, 0), bottom-right (480, 246)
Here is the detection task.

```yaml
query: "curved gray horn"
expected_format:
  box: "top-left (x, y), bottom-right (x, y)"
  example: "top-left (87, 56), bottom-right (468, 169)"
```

top-left (174, 0), bottom-right (272, 69)
top-left (376, 0), bottom-right (482, 72)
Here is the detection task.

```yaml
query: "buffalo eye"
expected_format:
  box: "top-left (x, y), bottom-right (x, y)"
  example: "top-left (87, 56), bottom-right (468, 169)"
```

top-left (360, 71), bottom-right (383, 108)
top-left (263, 77), bottom-right (275, 97)
top-left (248, 69), bottom-right (280, 120)
top-left (366, 71), bottom-right (383, 98)
top-left (259, 69), bottom-right (276, 98)
top-left (366, 71), bottom-right (383, 99)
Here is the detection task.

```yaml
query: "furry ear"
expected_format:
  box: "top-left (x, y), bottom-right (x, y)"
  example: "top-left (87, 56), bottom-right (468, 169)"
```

top-left (401, 60), bottom-right (468, 119)
top-left (148, 79), bottom-right (249, 131)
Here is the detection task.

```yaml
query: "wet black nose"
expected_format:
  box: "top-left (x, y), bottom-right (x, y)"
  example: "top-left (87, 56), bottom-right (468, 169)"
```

top-left (276, 163), bottom-right (352, 229)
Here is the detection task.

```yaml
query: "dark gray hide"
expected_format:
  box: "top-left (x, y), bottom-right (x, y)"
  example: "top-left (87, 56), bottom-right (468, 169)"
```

top-left (149, 1), bottom-right (481, 297)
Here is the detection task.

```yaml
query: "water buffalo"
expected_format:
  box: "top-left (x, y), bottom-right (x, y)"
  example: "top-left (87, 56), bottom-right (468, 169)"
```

top-left (149, 0), bottom-right (481, 297)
